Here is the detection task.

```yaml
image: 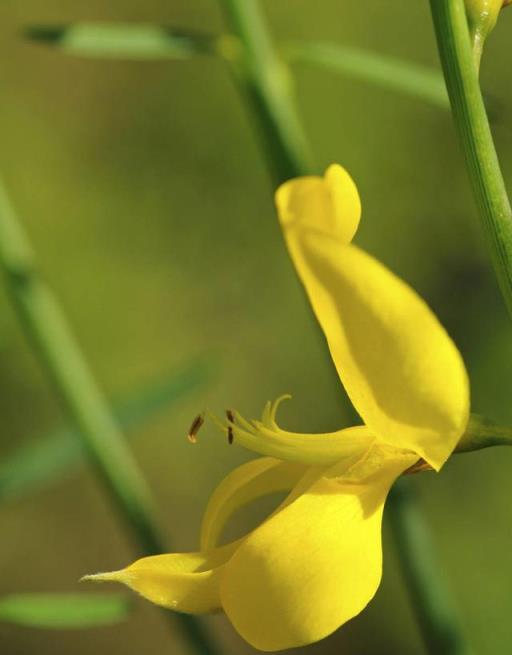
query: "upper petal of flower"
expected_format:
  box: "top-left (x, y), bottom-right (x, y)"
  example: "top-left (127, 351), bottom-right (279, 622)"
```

top-left (220, 446), bottom-right (416, 651)
top-left (275, 167), bottom-right (470, 470)
top-left (276, 164), bottom-right (361, 244)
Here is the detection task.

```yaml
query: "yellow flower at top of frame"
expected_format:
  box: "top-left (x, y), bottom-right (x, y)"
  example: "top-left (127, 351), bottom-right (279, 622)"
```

top-left (84, 164), bottom-right (470, 651)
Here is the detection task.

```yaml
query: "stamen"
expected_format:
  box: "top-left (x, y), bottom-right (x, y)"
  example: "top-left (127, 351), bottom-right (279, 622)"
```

top-left (260, 400), bottom-right (274, 428)
top-left (211, 398), bottom-right (376, 466)
top-left (226, 409), bottom-right (234, 444)
top-left (269, 394), bottom-right (292, 425)
top-left (227, 405), bottom-right (375, 465)
top-left (231, 409), bottom-right (256, 432)
top-left (187, 413), bottom-right (204, 444)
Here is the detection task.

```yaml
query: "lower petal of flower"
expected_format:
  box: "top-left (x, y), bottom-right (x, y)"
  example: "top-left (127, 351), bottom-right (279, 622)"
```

top-left (219, 448), bottom-right (416, 651)
top-left (200, 457), bottom-right (306, 551)
top-left (83, 541), bottom-right (238, 614)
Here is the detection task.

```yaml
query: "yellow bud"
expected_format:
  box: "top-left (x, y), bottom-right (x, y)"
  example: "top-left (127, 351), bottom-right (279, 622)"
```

top-left (465, 0), bottom-right (504, 66)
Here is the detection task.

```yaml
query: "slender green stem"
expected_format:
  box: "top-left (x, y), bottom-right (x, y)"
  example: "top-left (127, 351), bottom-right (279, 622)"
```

top-left (456, 413), bottom-right (512, 451)
top-left (220, 0), bottom-right (314, 183)
top-left (406, 414), bottom-right (512, 473)
top-left (388, 482), bottom-right (472, 655)
top-left (285, 40), bottom-right (450, 110)
top-left (0, 181), bottom-right (219, 655)
top-left (430, 0), bottom-right (512, 319)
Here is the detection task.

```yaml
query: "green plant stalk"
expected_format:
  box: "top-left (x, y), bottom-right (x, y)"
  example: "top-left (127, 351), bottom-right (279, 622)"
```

top-left (220, 0), bottom-right (314, 183)
top-left (430, 0), bottom-right (512, 319)
top-left (388, 482), bottom-right (472, 655)
top-left (406, 414), bottom-right (512, 473)
top-left (456, 413), bottom-right (512, 451)
top-left (219, 0), bottom-right (468, 651)
top-left (285, 40), bottom-right (449, 110)
top-left (0, 359), bottom-right (211, 503)
top-left (0, 181), bottom-right (219, 655)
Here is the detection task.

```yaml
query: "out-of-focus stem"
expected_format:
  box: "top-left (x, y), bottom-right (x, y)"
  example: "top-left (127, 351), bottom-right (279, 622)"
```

top-left (0, 181), bottom-right (219, 655)
top-left (388, 482), bottom-right (472, 655)
top-left (220, 0), bottom-right (314, 183)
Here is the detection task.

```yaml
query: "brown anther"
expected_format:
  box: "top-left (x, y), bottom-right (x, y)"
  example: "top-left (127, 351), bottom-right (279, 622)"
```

top-left (187, 413), bottom-right (204, 444)
top-left (226, 410), bottom-right (234, 444)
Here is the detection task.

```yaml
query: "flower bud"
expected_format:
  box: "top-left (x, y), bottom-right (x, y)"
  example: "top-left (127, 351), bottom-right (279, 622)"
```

top-left (465, 0), bottom-right (504, 65)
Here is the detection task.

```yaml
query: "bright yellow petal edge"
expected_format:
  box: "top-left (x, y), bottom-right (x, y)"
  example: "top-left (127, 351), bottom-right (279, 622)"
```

top-left (276, 163), bottom-right (361, 244)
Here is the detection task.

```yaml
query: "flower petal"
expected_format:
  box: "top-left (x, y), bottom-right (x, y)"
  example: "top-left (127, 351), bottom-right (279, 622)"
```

top-left (276, 164), bottom-right (361, 244)
top-left (200, 457), bottom-right (306, 551)
top-left (83, 542), bottom-right (238, 614)
top-left (220, 448), bottom-right (416, 651)
top-left (277, 182), bottom-right (469, 469)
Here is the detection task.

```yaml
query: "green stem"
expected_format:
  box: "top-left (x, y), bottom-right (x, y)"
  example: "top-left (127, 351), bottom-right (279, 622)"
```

top-left (388, 482), bottom-right (472, 655)
top-left (406, 414), bottom-right (512, 474)
top-left (456, 413), bottom-right (512, 451)
top-left (0, 181), bottom-right (219, 655)
top-left (429, 0), bottom-right (512, 319)
top-left (220, 0), bottom-right (314, 183)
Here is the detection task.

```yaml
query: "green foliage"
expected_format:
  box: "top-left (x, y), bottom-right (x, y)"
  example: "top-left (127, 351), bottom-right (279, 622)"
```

top-left (25, 23), bottom-right (218, 59)
top-left (25, 21), bottom-right (450, 112)
top-left (0, 593), bottom-right (132, 629)
top-left (286, 41), bottom-right (449, 109)
top-left (0, 359), bottom-right (212, 502)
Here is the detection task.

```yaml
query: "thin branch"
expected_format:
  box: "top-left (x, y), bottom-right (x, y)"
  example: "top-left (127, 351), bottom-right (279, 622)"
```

top-left (0, 180), bottom-right (219, 655)
top-left (430, 0), bottom-right (512, 320)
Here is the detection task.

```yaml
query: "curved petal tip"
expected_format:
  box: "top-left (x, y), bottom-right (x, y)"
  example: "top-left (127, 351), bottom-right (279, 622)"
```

top-left (275, 163), bottom-right (361, 244)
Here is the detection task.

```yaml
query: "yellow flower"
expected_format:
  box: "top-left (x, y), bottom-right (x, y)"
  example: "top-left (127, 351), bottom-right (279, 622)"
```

top-left (84, 165), bottom-right (470, 651)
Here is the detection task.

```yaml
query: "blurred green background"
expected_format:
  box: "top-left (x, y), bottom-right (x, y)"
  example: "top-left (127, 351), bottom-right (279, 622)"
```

top-left (0, 1), bottom-right (511, 653)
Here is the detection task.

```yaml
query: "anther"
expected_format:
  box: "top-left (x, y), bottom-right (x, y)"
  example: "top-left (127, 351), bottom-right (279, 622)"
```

top-left (226, 409), bottom-right (234, 444)
top-left (187, 413), bottom-right (204, 444)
